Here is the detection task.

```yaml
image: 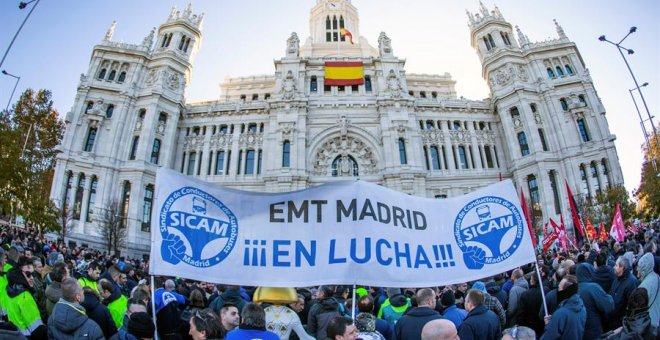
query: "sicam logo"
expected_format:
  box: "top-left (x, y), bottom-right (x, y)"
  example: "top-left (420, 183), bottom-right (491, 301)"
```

top-left (159, 187), bottom-right (238, 268)
top-left (453, 196), bottom-right (523, 270)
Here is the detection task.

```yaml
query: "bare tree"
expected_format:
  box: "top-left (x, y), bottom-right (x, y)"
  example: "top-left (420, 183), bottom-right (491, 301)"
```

top-left (56, 202), bottom-right (73, 241)
top-left (96, 201), bottom-right (127, 256)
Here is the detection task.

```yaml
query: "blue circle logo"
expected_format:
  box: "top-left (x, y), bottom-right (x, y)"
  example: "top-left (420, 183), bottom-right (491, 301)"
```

top-left (159, 187), bottom-right (238, 268)
top-left (454, 196), bottom-right (524, 270)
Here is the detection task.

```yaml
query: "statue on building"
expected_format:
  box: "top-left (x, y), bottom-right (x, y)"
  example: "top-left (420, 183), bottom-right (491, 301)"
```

top-left (515, 26), bottom-right (529, 46)
top-left (280, 70), bottom-right (297, 100)
top-left (378, 32), bottom-right (393, 57)
top-left (286, 32), bottom-right (300, 58)
top-left (104, 21), bottom-right (117, 41)
top-left (89, 99), bottom-right (105, 115)
top-left (338, 115), bottom-right (350, 137)
top-left (386, 69), bottom-right (402, 98)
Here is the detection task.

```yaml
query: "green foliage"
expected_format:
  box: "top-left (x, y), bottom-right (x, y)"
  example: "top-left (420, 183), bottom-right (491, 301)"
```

top-left (576, 185), bottom-right (635, 225)
top-left (635, 129), bottom-right (660, 218)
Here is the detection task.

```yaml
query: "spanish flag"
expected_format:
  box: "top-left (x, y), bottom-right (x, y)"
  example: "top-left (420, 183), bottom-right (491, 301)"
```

top-left (340, 27), bottom-right (353, 44)
top-left (324, 61), bottom-right (364, 86)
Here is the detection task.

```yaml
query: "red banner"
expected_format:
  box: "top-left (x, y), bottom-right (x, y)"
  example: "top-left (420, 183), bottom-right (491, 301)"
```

top-left (520, 189), bottom-right (537, 248)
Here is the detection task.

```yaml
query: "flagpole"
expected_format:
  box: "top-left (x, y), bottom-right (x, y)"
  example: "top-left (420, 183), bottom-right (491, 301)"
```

top-left (534, 262), bottom-right (549, 317)
top-left (351, 283), bottom-right (357, 319)
top-left (151, 275), bottom-right (159, 340)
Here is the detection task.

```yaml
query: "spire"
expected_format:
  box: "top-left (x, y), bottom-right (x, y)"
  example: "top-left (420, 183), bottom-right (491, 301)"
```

top-left (479, 1), bottom-right (489, 16)
top-left (143, 27), bottom-right (156, 49)
top-left (554, 19), bottom-right (567, 39)
top-left (493, 5), bottom-right (502, 18)
top-left (466, 9), bottom-right (475, 25)
top-left (515, 25), bottom-right (529, 46)
top-left (104, 21), bottom-right (116, 41)
top-left (166, 4), bottom-right (204, 30)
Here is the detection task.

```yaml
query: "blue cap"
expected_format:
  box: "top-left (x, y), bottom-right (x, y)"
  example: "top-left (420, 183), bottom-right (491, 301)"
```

top-left (471, 281), bottom-right (487, 293)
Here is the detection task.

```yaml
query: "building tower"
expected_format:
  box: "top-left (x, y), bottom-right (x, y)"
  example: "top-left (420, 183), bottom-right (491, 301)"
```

top-left (50, 5), bottom-right (203, 254)
top-left (468, 2), bottom-right (623, 232)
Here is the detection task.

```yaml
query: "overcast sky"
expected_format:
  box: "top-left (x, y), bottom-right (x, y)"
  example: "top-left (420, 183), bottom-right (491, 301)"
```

top-left (1, 0), bottom-right (658, 196)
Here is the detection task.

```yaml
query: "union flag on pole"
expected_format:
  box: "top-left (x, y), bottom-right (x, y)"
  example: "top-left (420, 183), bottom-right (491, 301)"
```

top-left (585, 219), bottom-right (597, 240)
top-left (565, 180), bottom-right (586, 243)
top-left (520, 189), bottom-right (537, 248)
top-left (542, 222), bottom-right (558, 253)
top-left (550, 217), bottom-right (568, 252)
top-left (610, 203), bottom-right (625, 242)
top-left (598, 222), bottom-right (608, 242)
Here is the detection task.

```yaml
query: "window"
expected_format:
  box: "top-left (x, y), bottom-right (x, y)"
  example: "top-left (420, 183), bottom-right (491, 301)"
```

top-left (435, 194), bottom-right (447, 199)
top-left (530, 103), bottom-right (537, 113)
top-left (398, 138), bottom-right (407, 165)
top-left (187, 152), bottom-right (196, 176)
top-left (458, 146), bottom-right (468, 169)
top-left (331, 155), bottom-right (359, 176)
top-left (487, 34), bottom-right (496, 48)
top-left (549, 170), bottom-right (561, 214)
top-left (98, 68), bottom-right (107, 80)
top-left (565, 64), bottom-right (573, 75)
top-left (215, 151), bottom-right (225, 175)
top-left (252, 94), bottom-right (259, 101)
top-left (577, 118), bottom-right (590, 142)
top-left (106, 104), bottom-right (114, 118)
top-left (142, 185), bottom-right (154, 232)
top-left (580, 165), bottom-right (590, 198)
top-left (538, 129), bottom-right (549, 151)
top-left (120, 181), bottom-right (131, 228)
top-left (547, 68), bottom-right (555, 78)
top-left (240, 95), bottom-right (246, 101)
top-left (84, 127), bottom-right (97, 152)
top-left (264, 93), bottom-right (271, 100)
top-left (484, 145), bottom-right (494, 168)
top-left (179, 35), bottom-right (187, 50)
top-left (237, 151), bottom-right (242, 174)
top-left (351, 85), bottom-right (358, 93)
top-left (310, 76), bottom-right (318, 93)
top-left (118, 71), bottom-right (126, 83)
top-left (73, 174), bottom-right (85, 220)
top-left (282, 141), bottom-right (291, 167)
top-left (338, 85), bottom-right (345, 93)
top-left (518, 132), bottom-right (530, 156)
top-left (420, 91), bottom-right (426, 98)
top-left (183, 38), bottom-right (191, 52)
top-left (247, 123), bottom-right (257, 133)
top-left (556, 66), bottom-right (564, 77)
top-left (527, 175), bottom-right (540, 215)
top-left (483, 36), bottom-right (492, 51)
top-left (501, 32), bottom-right (511, 45)
top-left (560, 98), bottom-right (568, 111)
top-left (151, 139), bottom-right (161, 164)
top-left (426, 120), bottom-right (434, 129)
top-left (365, 76), bottom-right (372, 92)
top-left (423, 146), bottom-right (430, 170)
top-left (63, 172), bottom-right (73, 209)
top-left (108, 70), bottom-right (116, 81)
top-left (578, 95), bottom-right (587, 106)
top-left (245, 150), bottom-right (256, 175)
top-left (226, 151), bottom-right (232, 174)
top-left (85, 101), bottom-right (94, 113)
top-left (324, 85), bottom-right (331, 93)
top-left (158, 112), bottom-right (167, 125)
top-left (591, 162), bottom-right (601, 195)
top-left (453, 121), bottom-right (461, 130)
top-left (510, 107), bottom-right (520, 119)
top-left (219, 125), bottom-right (228, 134)
top-left (129, 136), bottom-right (139, 160)
top-left (86, 176), bottom-right (97, 222)
top-left (430, 146), bottom-right (441, 170)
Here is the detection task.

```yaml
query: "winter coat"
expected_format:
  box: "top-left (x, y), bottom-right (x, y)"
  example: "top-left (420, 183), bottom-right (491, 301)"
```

top-left (574, 263), bottom-right (615, 340)
top-left (457, 304), bottom-right (501, 340)
top-left (540, 293), bottom-right (586, 340)
top-left (307, 297), bottom-right (340, 340)
top-left (483, 292), bottom-right (506, 328)
top-left (392, 306), bottom-right (442, 340)
top-left (154, 288), bottom-right (185, 336)
top-left (104, 287), bottom-right (128, 329)
top-left (600, 310), bottom-right (657, 340)
top-left (593, 264), bottom-right (616, 293)
top-left (609, 268), bottom-right (639, 328)
top-left (209, 288), bottom-right (247, 316)
top-left (506, 277), bottom-right (529, 326)
top-left (6, 268), bottom-right (47, 339)
top-left (516, 283), bottom-right (545, 337)
top-left (81, 290), bottom-right (117, 339)
top-left (486, 281), bottom-right (507, 308)
top-left (441, 304), bottom-right (467, 329)
top-left (45, 281), bottom-right (63, 316)
top-left (637, 253), bottom-right (660, 330)
top-left (47, 299), bottom-right (105, 340)
top-left (379, 294), bottom-right (411, 327)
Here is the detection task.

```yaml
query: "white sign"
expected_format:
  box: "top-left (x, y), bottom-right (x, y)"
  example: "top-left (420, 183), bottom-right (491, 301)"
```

top-left (149, 168), bottom-right (536, 287)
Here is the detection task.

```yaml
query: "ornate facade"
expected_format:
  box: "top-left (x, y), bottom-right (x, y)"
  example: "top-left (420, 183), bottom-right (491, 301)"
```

top-left (50, 1), bottom-right (623, 257)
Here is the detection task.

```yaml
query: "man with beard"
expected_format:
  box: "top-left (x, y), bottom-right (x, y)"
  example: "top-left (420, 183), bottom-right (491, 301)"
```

top-left (6, 256), bottom-right (47, 338)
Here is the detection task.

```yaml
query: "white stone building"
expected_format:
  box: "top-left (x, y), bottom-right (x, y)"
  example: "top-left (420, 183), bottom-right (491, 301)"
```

top-left (50, 1), bottom-right (623, 258)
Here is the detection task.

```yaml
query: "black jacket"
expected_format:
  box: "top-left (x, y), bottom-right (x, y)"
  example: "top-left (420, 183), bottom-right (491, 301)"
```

top-left (209, 288), bottom-right (247, 316)
top-left (593, 265), bottom-right (616, 293)
top-left (82, 290), bottom-right (118, 339)
top-left (392, 306), bottom-right (441, 340)
top-left (458, 304), bottom-right (501, 340)
top-left (609, 269), bottom-right (639, 329)
top-left (515, 283), bottom-right (545, 337)
top-left (307, 297), bottom-right (340, 340)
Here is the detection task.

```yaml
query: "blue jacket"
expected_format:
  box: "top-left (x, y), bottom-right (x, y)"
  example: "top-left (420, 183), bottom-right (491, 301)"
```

top-left (593, 265), bottom-right (616, 293)
top-left (609, 269), bottom-right (638, 328)
top-left (441, 304), bottom-right (467, 329)
top-left (576, 263), bottom-right (615, 339)
top-left (458, 304), bottom-right (500, 340)
top-left (540, 293), bottom-right (586, 340)
top-left (393, 306), bottom-right (442, 340)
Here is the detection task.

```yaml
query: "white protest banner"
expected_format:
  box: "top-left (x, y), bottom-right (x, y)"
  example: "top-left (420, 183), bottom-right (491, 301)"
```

top-left (149, 168), bottom-right (536, 287)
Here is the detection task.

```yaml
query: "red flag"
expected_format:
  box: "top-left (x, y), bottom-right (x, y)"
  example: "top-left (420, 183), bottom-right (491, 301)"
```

top-left (565, 180), bottom-right (586, 242)
top-left (551, 217), bottom-right (568, 252)
top-left (585, 219), bottom-right (597, 240)
top-left (610, 203), bottom-right (625, 242)
top-left (520, 189), bottom-right (537, 248)
top-left (598, 222), bottom-right (608, 242)
top-left (542, 229), bottom-right (558, 252)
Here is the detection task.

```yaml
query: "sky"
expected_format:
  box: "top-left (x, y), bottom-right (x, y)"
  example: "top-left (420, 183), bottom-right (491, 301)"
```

top-left (1, 0), bottom-right (658, 197)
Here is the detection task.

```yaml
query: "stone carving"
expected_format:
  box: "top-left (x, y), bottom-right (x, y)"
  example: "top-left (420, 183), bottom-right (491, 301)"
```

top-left (534, 112), bottom-right (543, 124)
top-left (385, 70), bottom-right (402, 98)
top-left (475, 130), bottom-right (496, 144)
top-left (396, 124), bottom-right (406, 138)
top-left (338, 115), bottom-right (350, 137)
top-left (239, 132), bottom-right (263, 148)
top-left (143, 27), bottom-right (156, 48)
top-left (166, 71), bottom-right (181, 90)
top-left (449, 130), bottom-right (471, 144)
top-left (494, 67), bottom-right (511, 86)
top-left (280, 122), bottom-right (295, 140)
top-left (157, 121), bottom-right (166, 134)
top-left (146, 69), bottom-right (159, 86)
top-left (517, 65), bottom-right (528, 81)
top-left (286, 32), bottom-right (299, 57)
top-left (135, 117), bottom-right (143, 131)
top-left (421, 130), bottom-right (443, 144)
top-left (378, 32), bottom-right (393, 57)
top-left (104, 21), bottom-right (116, 41)
top-left (210, 134), bottom-right (232, 149)
top-left (554, 19), bottom-right (567, 39)
top-left (89, 99), bottom-right (106, 115)
top-left (313, 136), bottom-right (377, 176)
top-left (280, 70), bottom-right (297, 100)
top-left (80, 73), bottom-right (88, 83)
top-left (183, 135), bottom-right (204, 151)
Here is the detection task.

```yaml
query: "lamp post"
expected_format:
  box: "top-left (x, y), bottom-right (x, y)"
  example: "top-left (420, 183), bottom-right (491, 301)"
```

top-left (0, 0), bottom-right (41, 70)
top-left (629, 82), bottom-right (657, 172)
top-left (2, 70), bottom-right (21, 114)
top-left (599, 27), bottom-right (659, 164)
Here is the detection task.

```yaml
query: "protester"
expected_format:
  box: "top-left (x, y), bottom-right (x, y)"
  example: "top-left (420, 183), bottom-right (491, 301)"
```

top-left (307, 285), bottom-right (341, 340)
top-left (540, 275), bottom-right (586, 340)
top-left (515, 271), bottom-right (545, 337)
top-left (6, 256), bottom-right (47, 338)
top-left (438, 289), bottom-right (466, 329)
top-left (470, 281), bottom-right (506, 328)
top-left (47, 278), bottom-right (105, 339)
top-left (420, 319), bottom-right (458, 340)
top-left (154, 278), bottom-right (187, 338)
top-left (457, 289), bottom-right (501, 340)
top-left (127, 311), bottom-right (156, 340)
top-left (78, 261), bottom-right (101, 294)
top-left (393, 288), bottom-right (442, 340)
top-left (99, 278), bottom-right (128, 330)
top-left (81, 286), bottom-right (118, 339)
top-left (636, 252), bottom-right (659, 329)
top-left (609, 256), bottom-right (639, 329)
top-left (357, 294), bottom-right (391, 340)
top-left (225, 303), bottom-right (279, 340)
top-left (219, 303), bottom-right (240, 336)
top-left (501, 326), bottom-right (535, 340)
top-left (188, 308), bottom-right (223, 340)
top-left (506, 268), bottom-right (529, 327)
top-left (326, 316), bottom-right (359, 340)
top-left (377, 287), bottom-right (411, 328)
top-left (575, 262), bottom-right (615, 339)
top-left (601, 287), bottom-right (657, 339)
top-left (45, 262), bottom-right (68, 316)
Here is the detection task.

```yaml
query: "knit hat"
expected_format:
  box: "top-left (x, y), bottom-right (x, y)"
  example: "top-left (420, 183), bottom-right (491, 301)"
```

top-left (386, 287), bottom-right (401, 297)
top-left (471, 281), bottom-right (486, 293)
top-left (355, 287), bottom-right (368, 298)
top-left (355, 312), bottom-right (376, 332)
top-left (440, 290), bottom-right (455, 307)
top-left (128, 312), bottom-right (155, 339)
top-left (637, 253), bottom-right (654, 279)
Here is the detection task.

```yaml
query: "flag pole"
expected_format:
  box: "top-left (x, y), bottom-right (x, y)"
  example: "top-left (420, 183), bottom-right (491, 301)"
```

top-left (351, 283), bottom-right (357, 319)
top-left (151, 275), bottom-right (159, 340)
top-left (534, 262), bottom-right (549, 317)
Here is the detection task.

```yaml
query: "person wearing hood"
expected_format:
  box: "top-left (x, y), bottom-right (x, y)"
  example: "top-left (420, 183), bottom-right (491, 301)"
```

top-left (637, 252), bottom-right (659, 330)
top-left (393, 288), bottom-right (442, 340)
top-left (99, 278), bottom-right (128, 329)
top-left (81, 286), bottom-right (118, 338)
top-left (540, 275), bottom-right (586, 340)
top-left (47, 278), bottom-right (104, 339)
top-left (378, 287), bottom-right (411, 328)
top-left (45, 262), bottom-right (69, 317)
top-left (593, 252), bottom-right (616, 293)
top-left (506, 269), bottom-right (529, 327)
top-left (601, 287), bottom-right (657, 340)
top-left (209, 285), bottom-right (248, 317)
top-left (575, 262), bottom-right (614, 339)
top-left (457, 289), bottom-right (501, 340)
top-left (485, 278), bottom-right (507, 308)
top-left (609, 256), bottom-right (638, 329)
top-left (307, 285), bottom-right (342, 340)
top-left (5, 256), bottom-right (47, 339)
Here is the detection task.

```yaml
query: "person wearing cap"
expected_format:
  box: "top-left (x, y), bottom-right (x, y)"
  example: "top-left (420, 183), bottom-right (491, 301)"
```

top-left (5, 256), bottom-right (47, 338)
top-left (47, 278), bottom-right (104, 339)
top-left (439, 290), bottom-right (467, 329)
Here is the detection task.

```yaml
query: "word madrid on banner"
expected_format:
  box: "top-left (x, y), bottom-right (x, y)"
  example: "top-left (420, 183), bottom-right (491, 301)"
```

top-left (150, 168), bottom-right (536, 287)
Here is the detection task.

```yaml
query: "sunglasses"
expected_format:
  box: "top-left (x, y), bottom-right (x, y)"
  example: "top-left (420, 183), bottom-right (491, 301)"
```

top-left (23, 270), bottom-right (33, 278)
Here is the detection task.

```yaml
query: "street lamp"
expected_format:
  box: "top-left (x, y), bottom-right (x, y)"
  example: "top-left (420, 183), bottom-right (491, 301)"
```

top-left (0, 0), bottom-right (41, 70)
top-left (2, 70), bottom-right (21, 114)
top-left (599, 27), bottom-right (659, 165)
top-left (629, 82), bottom-right (657, 172)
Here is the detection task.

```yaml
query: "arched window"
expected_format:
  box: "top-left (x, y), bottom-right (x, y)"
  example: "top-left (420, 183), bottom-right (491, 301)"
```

top-left (560, 98), bottom-right (568, 111)
top-left (118, 71), bottom-right (126, 83)
top-left (151, 139), bottom-right (161, 164)
top-left (555, 66), bottom-right (564, 77)
top-left (108, 70), bottom-right (116, 81)
top-left (183, 38), bottom-right (191, 52)
top-left (282, 141), bottom-right (291, 167)
top-left (510, 107), bottom-right (520, 119)
top-left (84, 127), bottom-right (97, 152)
top-left (73, 174), bottom-right (85, 220)
top-left (105, 104), bottom-right (114, 118)
top-left (487, 34), bottom-right (496, 48)
top-left (86, 176), bottom-right (97, 222)
top-left (453, 121), bottom-right (462, 130)
top-left (398, 138), bottom-right (407, 165)
top-left (430, 146), bottom-right (441, 170)
top-left (142, 184), bottom-right (154, 232)
top-left (310, 76), bottom-right (318, 93)
top-left (458, 146), bottom-right (468, 169)
top-left (85, 101), bottom-right (94, 113)
top-left (120, 181), bottom-right (131, 228)
top-left (518, 132), bottom-right (530, 156)
top-left (244, 149), bottom-right (256, 175)
top-left (547, 68), bottom-right (555, 78)
top-left (530, 103), bottom-right (537, 113)
top-left (98, 68), bottom-right (107, 80)
top-left (500, 32), bottom-right (511, 45)
top-left (365, 75), bottom-right (372, 92)
top-left (483, 36), bottom-right (492, 51)
top-left (426, 120), bottom-right (434, 129)
top-left (159, 112), bottom-right (167, 125)
top-left (565, 64), bottom-right (573, 75)
top-left (484, 145), bottom-right (494, 168)
top-left (332, 155), bottom-right (359, 177)
top-left (420, 91), bottom-right (426, 98)
top-left (179, 35), bottom-right (187, 50)
top-left (578, 95), bottom-right (587, 106)
top-left (129, 136), bottom-right (139, 160)
top-left (577, 118), bottom-right (590, 142)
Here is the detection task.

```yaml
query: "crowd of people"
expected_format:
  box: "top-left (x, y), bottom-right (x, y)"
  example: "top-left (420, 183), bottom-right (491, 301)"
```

top-left (0, 223), bottom-right (658, 340)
